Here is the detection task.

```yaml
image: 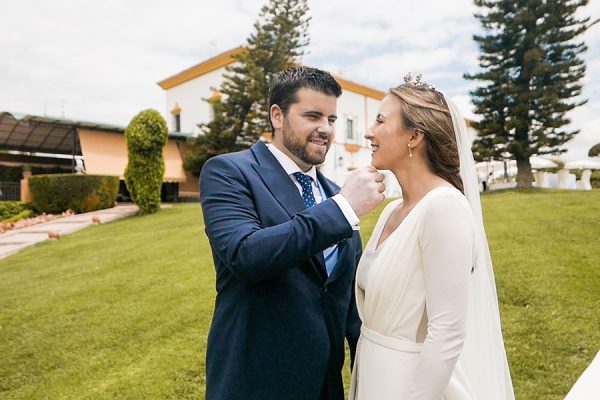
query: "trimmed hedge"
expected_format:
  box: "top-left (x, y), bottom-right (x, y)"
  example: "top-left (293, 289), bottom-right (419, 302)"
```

top-left (28, 174), bottom-right (119, 214)
top-left (0, 202), bottom-right (33, 221)
top-left (124, 109), bottom-right (168, 215)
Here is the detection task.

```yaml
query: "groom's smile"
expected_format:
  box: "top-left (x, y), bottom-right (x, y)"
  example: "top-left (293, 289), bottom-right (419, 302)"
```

top-left (308, 136), bottom-right (328, 147)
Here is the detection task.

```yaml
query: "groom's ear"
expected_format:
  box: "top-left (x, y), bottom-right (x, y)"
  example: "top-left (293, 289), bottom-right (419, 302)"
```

top-left (270, 104), bottom-right (284, 132)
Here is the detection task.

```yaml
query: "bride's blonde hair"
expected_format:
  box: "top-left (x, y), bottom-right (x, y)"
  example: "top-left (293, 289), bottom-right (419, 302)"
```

top-left (389, 83), bottom-right (464, 194)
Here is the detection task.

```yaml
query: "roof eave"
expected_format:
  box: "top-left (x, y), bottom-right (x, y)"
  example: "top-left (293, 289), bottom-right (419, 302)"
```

top-left (156, 47), bottom-right (386, 100)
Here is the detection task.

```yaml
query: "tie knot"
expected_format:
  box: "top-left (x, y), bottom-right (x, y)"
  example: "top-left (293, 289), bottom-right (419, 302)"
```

top-left (292, 172), bottom-right (313, 188)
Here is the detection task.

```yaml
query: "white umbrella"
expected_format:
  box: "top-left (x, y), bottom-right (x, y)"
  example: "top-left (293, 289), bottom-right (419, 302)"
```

top-left (530, 156), bottom-right (558, 169)
top-left (564, 157), bottom-right (600, 170)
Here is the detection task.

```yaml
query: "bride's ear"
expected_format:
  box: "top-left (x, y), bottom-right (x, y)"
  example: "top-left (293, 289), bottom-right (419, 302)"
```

top-left (409, 129), bottom-right (426, 149)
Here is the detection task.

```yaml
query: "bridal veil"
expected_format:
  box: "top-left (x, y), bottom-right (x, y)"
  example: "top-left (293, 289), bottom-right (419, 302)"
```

top-left (446, 98), bottom-right (515, 400)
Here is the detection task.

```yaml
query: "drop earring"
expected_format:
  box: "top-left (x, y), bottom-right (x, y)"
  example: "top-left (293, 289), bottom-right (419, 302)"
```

top-left (408, 143), bottom-right (413, 158)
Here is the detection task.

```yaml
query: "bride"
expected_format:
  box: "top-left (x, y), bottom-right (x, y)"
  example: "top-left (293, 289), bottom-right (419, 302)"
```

top-left (349, 75), bottom-right (515, 400)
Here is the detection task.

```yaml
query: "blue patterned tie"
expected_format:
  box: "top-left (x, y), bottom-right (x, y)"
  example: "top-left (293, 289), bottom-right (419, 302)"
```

top-left (292, 172), bottom-right (317, 208)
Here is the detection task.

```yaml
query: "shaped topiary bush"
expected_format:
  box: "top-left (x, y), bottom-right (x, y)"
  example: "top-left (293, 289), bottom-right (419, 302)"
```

top-left (124, 109), bottom-right (168, 215)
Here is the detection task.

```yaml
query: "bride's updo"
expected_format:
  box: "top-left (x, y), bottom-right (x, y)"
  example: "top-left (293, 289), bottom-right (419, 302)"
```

top-left (389, 76), bottom-right (464, 194)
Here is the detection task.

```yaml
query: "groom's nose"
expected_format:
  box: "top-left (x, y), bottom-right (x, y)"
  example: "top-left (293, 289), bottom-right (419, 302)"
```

top-left (317, 120), bottom-right (333, 136)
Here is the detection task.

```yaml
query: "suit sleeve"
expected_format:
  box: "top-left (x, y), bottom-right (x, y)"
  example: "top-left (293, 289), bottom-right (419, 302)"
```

top-left (200, 156), bottom-right (354, 284)
top-left (346, 236), bottom-right (362, 368)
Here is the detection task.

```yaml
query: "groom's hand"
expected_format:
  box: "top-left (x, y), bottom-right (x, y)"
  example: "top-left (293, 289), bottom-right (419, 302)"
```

top-left (340, 166), bottom-right (385, 217)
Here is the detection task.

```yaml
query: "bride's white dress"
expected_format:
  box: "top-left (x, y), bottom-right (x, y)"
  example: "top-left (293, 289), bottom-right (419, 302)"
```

top-left (349, 186), bottom-right (477, 400)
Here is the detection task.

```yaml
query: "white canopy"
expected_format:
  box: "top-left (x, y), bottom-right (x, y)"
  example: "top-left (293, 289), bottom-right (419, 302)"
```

top-left (564, 158), bottom-right (600, 170)
top-left (475, 156), bottom-right (557, 180)
top-left (529, 156), bottom-right (558, 169)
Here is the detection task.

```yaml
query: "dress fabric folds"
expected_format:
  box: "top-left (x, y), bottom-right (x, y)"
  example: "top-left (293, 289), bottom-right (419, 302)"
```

top-left (349, 186), bottom-right (477, 400)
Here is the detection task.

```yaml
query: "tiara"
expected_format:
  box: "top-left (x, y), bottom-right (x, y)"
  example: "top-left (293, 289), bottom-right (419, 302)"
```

top-left (403, 72), bottom-right (436, 90)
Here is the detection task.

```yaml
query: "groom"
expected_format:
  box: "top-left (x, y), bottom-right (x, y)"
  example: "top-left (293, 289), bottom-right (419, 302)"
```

top-left (200, 66), bottom-right (385, 400)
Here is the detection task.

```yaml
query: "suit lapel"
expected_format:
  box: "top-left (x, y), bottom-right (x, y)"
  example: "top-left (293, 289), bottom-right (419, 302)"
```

top-left (251, 141), bottom-right (305, 217)
top-left (250, 142), bottom-right (355, 284)
top-left (250, 142), bottom-right (328, 281)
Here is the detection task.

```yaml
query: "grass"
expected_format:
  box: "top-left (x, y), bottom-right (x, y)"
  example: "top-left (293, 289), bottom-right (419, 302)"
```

top-left (0, 206), bottom-right (212, 399)
top-left (0, 190), bottom-right (599, 399)
top-left (481, 189), bottom-right (600, 399)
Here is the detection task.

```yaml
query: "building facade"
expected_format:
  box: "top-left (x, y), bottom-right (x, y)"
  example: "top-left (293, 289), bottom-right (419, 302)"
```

top-left (0, 111), bottom-right (197, 202)
top-left (157, 48), bottom-right (402, 197)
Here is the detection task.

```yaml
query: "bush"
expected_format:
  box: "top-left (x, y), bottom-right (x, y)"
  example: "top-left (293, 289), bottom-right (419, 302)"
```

top-left (124, 109), bottom-right (168, 215)
top-left (591, 170), bottom-right (600, 188)
top-left (28, 174), bottom-right (119, 214)
top-left (0, 201), bottom-right (33, 221)
top-left (2, 209), bottom-right (35, 224)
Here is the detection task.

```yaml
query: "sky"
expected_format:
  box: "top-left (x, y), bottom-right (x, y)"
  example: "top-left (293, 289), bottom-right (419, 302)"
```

top-left (1, 0), bottom-right (598, 161)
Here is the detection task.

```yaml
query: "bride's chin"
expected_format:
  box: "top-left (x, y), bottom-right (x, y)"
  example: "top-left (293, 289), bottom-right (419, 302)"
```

top-left (370, 158), bottom-right (384, 170)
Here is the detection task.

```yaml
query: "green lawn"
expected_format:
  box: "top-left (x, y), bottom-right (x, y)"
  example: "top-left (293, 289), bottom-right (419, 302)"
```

top-left (0, 190), bottom-right (598, 399)
top-left (482, 190), bottom-right (600, 399)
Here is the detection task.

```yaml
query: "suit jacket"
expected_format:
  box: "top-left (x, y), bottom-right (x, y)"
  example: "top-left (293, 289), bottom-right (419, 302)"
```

top-left (200, 141), bottom-right (362, 400)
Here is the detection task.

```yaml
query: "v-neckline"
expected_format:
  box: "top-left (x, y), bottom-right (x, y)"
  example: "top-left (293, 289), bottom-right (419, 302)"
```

top-left (374, 186), bottom-right (452, 252)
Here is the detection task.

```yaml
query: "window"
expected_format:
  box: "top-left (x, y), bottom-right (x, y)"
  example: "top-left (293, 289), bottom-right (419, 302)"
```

top-left (346, 118), bottom-right (354, 140)
top-left (170, 102), bottom-right (182, 132)
top-left (174, 113), bottom-right (181, 132)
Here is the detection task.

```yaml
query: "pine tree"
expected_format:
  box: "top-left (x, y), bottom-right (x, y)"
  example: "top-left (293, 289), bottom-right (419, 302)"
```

top-left (183, 0), bottom-right (310, 176)
top-left (466, 0), bottom-right (591, 187)
top-left (589, 143), bottom-right (600, 157)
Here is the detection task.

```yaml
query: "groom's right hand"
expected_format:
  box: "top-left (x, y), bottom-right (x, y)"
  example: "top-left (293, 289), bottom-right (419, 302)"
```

top-left (340, 166), bottom-right (386, 217)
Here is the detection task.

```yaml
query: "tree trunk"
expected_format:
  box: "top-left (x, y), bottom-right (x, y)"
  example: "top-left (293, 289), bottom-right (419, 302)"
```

top-left (516, 158), bottom-right (533, 188)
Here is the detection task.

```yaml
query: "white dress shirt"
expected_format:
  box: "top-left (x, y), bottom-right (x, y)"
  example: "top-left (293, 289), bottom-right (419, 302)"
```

top-left (266, 143), bottom-right (360, 229)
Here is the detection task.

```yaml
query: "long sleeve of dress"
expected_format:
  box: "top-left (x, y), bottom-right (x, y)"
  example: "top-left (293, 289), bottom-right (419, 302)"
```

top-left (408, 193), bottom-right (475, 400)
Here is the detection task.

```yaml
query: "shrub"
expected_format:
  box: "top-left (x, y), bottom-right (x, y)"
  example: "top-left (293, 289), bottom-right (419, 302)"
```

top-left (29, 174), bottom-right (119, 214)
top-left (591, 170), bottom-right (600, 188)
top-left (124, 109), bottom-right (168, 215)
top-left (0, 201), bottom-right (33, 221)
top-left (2, 209), bottom-right (35, 224)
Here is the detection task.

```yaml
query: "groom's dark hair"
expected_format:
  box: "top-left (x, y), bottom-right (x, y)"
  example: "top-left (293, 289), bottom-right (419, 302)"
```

top-left (268, 66), bottom-right (342, 135)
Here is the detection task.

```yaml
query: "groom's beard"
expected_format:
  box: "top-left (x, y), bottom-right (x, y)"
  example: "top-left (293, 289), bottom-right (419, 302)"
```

top-left (281, 118), bottom-right (330, 166)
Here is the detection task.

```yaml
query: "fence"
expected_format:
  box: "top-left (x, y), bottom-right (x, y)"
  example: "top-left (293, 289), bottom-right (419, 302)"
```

top-left (0, 182), bottom-right (21, 201)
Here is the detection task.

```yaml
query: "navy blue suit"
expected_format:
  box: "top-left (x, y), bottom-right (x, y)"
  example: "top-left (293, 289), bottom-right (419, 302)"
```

top-left (200, 141), bottom-right (362, 400)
